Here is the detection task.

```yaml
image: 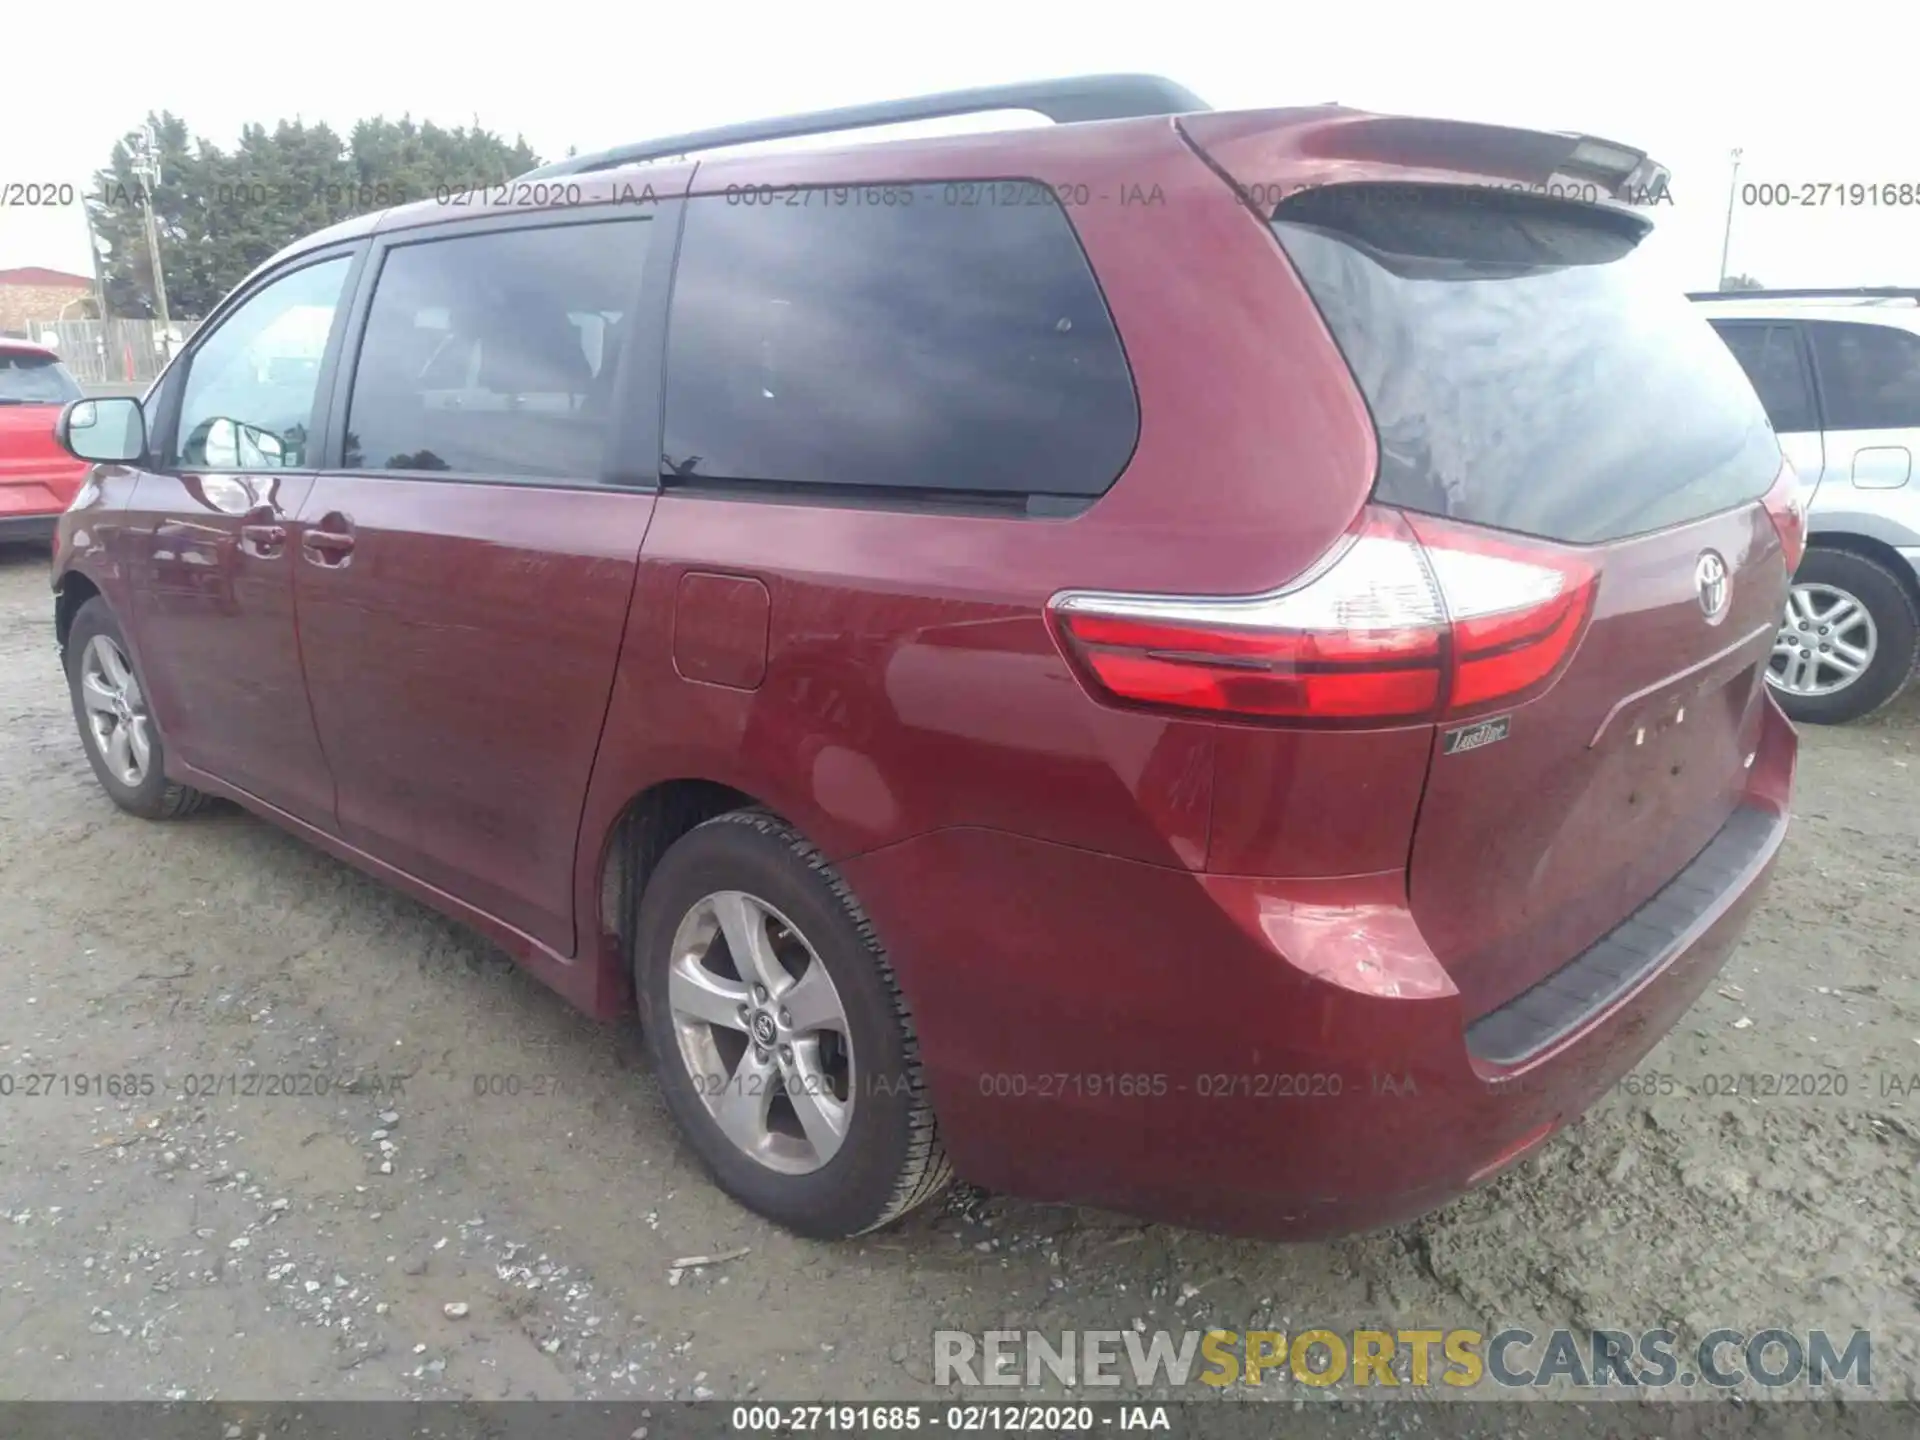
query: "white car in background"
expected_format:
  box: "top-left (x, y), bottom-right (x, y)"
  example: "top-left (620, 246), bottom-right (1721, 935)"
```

top-left (1694, 288), bottom-right (1920, 722)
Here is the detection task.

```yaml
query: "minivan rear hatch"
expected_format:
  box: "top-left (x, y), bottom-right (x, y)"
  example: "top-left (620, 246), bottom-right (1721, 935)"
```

top-left (1216, 156), bottom-right (1792, 1021)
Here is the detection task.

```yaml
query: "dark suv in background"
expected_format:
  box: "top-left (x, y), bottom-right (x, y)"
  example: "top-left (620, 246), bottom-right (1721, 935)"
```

top-left (51, 77), bottom-right (1800, 1241)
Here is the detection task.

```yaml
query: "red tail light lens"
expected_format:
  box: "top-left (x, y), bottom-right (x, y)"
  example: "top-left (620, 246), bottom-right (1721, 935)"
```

top-left (1048, 506), bottom-right (1597, 726)
top-left (1760, 461), bottom-right (1809, 573)
top-left (1406, 513), bottom-right (1598, 715)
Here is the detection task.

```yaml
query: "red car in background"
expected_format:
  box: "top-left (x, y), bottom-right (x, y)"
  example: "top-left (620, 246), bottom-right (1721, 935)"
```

top-left (0, 340), bottom-right (88, 547)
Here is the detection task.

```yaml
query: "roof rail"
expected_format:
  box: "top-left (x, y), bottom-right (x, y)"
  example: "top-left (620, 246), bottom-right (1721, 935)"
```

top-left (1688, 287), bottom-right (1920, 303)
top-left (518, 74), bottom-right (1210, 180)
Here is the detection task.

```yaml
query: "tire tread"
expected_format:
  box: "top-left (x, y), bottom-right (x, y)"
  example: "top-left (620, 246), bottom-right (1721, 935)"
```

top-left (66, 597), bottom-right (213, 821)
top-left (688, 808), bottom-right (954, 1232)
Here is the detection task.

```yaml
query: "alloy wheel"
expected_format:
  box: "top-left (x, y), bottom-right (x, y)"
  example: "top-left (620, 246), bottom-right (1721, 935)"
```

top-left (666, 890), bottom-right (855, 1175)
top-left (1768, 582), bottom-right (1877, 698)
top-left (79, 634), bottom-right (153, 787)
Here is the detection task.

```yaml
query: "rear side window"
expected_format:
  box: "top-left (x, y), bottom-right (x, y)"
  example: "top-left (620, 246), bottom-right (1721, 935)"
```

top-left (661, 185), bottom-right (1137, 500)
top-left (0, 350), bottom-right (84, 405)
top-left (1806, 320), bottom-right (1920, 431)
top-left (1272, 185), bottom-right (1782, 544)
top-left (1710, 322), bottom-right (1818, 434)
top-left (344, 218), bottom-right (652, 481)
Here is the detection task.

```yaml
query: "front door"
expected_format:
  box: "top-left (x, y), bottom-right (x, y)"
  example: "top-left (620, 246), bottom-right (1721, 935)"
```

top-left (293, 212), bottom-right (662, 953)
top-left (123, 251), bottom-right (357, 826)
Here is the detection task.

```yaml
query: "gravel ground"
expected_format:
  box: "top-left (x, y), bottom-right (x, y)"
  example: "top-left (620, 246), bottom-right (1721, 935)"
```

top-left (2, 540), bottom-right (1917, 1407)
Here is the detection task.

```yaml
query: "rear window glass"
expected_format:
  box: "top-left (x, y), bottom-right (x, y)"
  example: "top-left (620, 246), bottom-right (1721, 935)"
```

top-left (0, 350), bottom-right (83, 405)
top-left (661, 185), bottom-right (1138, 501)
top-left (1272, 185), bottom-right (1782, 544)
top-left (1710, 322), bottom-right (1818, 434)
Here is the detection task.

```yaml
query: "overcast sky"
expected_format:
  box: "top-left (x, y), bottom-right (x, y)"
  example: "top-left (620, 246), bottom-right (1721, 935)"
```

top-left (4, 0), bottom-right (1918, 300)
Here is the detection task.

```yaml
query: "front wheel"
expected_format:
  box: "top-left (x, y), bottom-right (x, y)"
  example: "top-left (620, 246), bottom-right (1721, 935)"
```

top-left (64, 597), bottom-right (211, 818)
top-left (1766, 549), bottom-right (1920, 724)
top-left (633, 809), bottom-right (951, 1238)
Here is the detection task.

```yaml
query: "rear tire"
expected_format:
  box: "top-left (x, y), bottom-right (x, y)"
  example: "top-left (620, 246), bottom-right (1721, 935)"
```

top-left (633, 809), bottom-right (951, 1239)
top-left (1767, 548), bottom-right (1919, 725)
top-left (64, 597), bottom-right (211, 819)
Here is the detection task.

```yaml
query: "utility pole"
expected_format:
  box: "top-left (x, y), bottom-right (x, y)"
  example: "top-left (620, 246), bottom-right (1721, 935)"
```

top-left (82, 201), bottom-right (112, 320)
top-left (129, 123), bottom-right (173, 337)
top-left (1717, 147), bottom-right (1743, 289)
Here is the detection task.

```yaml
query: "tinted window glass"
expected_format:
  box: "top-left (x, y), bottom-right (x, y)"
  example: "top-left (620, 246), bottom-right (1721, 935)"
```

top-left (1806, 320), bottom-right (1920, 431)
top-left (173, 256), bottom-right (351, 469)
top-left (662, 186), bottom-right (1137, 498)
top-left (0, 351), bottom-right (83, 405)
top-left (344, 219), bottom-right (652, 480)
top-left (1711, 322), bottom-right (1816, 433)
top-left (1272, 186), bottom-right (1782, 544)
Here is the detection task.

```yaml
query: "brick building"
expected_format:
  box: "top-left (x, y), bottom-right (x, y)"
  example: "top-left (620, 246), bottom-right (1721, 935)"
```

top-left (0, 266), bottom-right (95, 335)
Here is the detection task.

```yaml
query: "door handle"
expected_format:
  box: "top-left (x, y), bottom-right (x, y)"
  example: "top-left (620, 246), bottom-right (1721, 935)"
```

top-left (240, 522), bottom-right (288, 558)
top-left (238, 502), bottom-right (289, 559)
top-left (301, 512), bottom-right (356, 567)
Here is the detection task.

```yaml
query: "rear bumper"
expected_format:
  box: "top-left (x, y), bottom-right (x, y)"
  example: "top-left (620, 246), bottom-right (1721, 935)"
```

top-left (0, 462), bottom-right (83, 544)
top-left (0, 512), bottom-right (58, 547)
top-left (841, 698), bottom-right (1796, 1240)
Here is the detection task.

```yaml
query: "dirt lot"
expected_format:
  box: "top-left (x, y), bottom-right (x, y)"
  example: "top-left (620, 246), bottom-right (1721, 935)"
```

top-left (2, 540), bottom-right (1917, 1406)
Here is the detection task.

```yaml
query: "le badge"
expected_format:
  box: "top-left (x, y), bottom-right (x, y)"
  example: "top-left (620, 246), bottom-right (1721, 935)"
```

top-left (1442, 714), bottom-right (1512, 755)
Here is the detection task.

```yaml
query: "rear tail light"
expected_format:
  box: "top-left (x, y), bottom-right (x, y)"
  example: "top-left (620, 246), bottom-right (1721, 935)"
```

top-left (1760, 461), bottom-right (1809, 573)
top-left (1047, 505), bottom-right (1597, 727)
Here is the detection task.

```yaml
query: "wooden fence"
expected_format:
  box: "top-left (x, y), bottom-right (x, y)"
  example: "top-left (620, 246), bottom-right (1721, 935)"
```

top-left (14, 319), bottom-right (203, 385)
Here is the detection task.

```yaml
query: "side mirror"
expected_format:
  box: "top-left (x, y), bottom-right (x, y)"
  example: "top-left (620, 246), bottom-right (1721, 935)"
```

top-left (57, 396), bottom-right (146, 465)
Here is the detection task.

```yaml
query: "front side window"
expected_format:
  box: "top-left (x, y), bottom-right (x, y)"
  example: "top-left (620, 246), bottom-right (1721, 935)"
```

top-left (661, 186), bottom-right (1138, 499)
top-left (1711, 322), bottom-right (1817, 434)
top-left (1806, 320), bottom-right (1920, 431)
top-left (0, 351), bottom-right (83, 406)
top-left (173, 256), bottom-right (352, 469)
top-left (342, 219), bottom-right (652, 481)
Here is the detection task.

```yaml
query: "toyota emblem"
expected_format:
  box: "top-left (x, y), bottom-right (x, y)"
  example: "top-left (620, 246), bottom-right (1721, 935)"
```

top-left (1695, 550), bottom-right (1730, 624)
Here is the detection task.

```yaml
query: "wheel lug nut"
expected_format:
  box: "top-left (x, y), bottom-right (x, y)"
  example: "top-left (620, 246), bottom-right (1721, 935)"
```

top-left (778, 1009), bottom-right (792, 1027)
top-left (755, 1046), bottom-right (769, 1063)
top-left (752, 984), bottom-right (768, 1002)
top-left (1798, 622), bottom-right (1810, 631)
top-left (779, 1044), bottom-right (792, 1062)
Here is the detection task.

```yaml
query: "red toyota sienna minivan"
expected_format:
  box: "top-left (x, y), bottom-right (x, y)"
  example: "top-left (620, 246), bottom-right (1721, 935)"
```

top-left (48, 77), bottom-right (1802, 1241)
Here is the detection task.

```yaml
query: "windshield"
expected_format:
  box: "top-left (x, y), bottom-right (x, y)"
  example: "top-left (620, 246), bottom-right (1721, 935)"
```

top-left (1272, 185), bottom-right (1783, 544)
top-left (0, 350), bottom-right (84, 406)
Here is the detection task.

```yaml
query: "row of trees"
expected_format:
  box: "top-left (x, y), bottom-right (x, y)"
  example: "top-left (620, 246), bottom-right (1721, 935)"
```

top-left (87, 114), bottom-right (550, 318)
top-left (82, 113), bottom-right (1777, 321)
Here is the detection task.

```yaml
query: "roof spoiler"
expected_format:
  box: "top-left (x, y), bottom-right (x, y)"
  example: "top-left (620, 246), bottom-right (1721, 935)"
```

top-left (518, 74), bottom-right (1210, 180)
top-left (1194, 113), bottom-right (1671, 208)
